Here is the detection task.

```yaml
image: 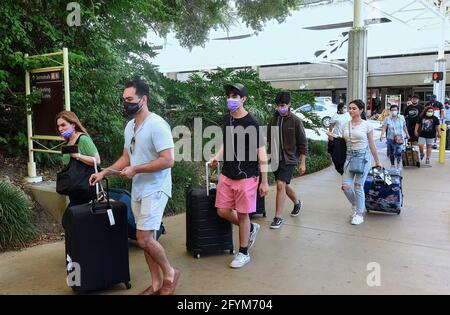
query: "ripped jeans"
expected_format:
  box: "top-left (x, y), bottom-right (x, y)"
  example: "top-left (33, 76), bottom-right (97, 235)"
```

top-left (342, 149), bottom-right (371, 214)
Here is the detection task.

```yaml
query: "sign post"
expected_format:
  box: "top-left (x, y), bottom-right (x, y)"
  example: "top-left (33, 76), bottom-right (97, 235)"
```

top-left (24, 48), bottom-right (70, 183)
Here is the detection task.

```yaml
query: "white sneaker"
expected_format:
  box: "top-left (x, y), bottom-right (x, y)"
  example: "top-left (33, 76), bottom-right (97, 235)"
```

top-left (351, 214), bottom-right (364, 225)
top-left (229, 252), bottom-right (251, 268)
top-left (248, 223), bottom-right (260, 250)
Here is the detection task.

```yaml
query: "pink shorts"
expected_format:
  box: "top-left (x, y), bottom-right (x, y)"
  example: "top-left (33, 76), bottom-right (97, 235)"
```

top-left (215, 174), bottom-right (259, 214)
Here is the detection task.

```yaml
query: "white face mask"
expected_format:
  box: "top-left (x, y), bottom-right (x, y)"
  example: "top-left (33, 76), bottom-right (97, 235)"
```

top-left (391, 111), bottom-right (398, 117)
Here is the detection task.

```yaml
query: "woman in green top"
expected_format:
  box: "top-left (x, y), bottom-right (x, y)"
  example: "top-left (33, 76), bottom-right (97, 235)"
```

top-left (56, 111), bottom-right (101, 206)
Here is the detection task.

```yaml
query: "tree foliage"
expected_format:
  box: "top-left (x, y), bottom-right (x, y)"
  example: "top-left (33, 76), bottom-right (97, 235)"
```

top-left (160, 67), bottom-right (315, 129)
top-left (0, 0), bottom-right (304, 163)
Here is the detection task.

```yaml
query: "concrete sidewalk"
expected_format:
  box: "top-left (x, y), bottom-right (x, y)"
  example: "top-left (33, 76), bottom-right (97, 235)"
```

top-left (1, 148), bottom-right (450, 294)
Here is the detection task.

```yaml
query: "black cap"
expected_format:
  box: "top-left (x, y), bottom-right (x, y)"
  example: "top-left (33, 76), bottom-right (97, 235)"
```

top-left (275, 91), bottom-right (291, 105)
top-left (224, 83), bottom-right (248, 97)
top-left (411, 95), bottom-right (420, 99)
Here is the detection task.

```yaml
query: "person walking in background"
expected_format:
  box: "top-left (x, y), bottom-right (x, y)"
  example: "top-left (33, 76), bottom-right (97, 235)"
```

top-left (380, 104), bottom-right (409, 169)
top-left (267, 91), bottom-right (307, 229)
top-left (415, 105), bottom-right (441, 166)
top-left (404, 95), bottom-right (424, 145)
top-left (444, 97), bottom-right (450, 127)
top-left (329, 102), bottom-right (351, 138)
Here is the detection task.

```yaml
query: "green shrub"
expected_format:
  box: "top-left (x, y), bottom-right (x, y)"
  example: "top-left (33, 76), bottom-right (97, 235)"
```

top-left (166, 161), bottom-right (202, 215)
top-left (290, 140), bottom-right (332, 177)
top-left (308, 139), bottom-right (328, 156)
top-left (0, 181), bottom-right (37, 250)
top-left (304, 154), bottom-right (332, 175)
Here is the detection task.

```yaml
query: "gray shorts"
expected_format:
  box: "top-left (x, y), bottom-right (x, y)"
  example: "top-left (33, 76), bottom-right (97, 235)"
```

top-left (418, 137), bottom-right (434, 145)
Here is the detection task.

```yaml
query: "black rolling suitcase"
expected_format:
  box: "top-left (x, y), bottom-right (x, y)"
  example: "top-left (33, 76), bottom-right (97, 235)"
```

top-left (63, 179), bottom-right (131, 293)
top-left (186, 162), bottom-right (234, 259)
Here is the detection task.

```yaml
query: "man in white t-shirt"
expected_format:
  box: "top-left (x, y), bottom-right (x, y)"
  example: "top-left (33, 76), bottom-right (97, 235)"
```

top-left (90, 80), bottom-right (180, 295)
top-left (329, 102), bottom-right (351, 137)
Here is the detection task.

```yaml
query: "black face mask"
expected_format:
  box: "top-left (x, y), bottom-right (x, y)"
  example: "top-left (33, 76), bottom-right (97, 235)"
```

top-left (123, 98), bottom-right (142, 116)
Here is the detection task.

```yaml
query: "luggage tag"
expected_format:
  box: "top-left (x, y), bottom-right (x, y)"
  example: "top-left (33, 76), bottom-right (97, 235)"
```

top-left (106, 209), bottom-right (116, 226)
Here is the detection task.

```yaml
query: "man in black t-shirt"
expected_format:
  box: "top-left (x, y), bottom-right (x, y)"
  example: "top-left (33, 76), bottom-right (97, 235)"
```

top-left (208, 83), bottom-right (268, 269)
top-left (425, 94), bottom-right (445, 149)
top-left (425, 94), bottom-right (445, 121)
top-left (404, 95), bottom-right (424, 144)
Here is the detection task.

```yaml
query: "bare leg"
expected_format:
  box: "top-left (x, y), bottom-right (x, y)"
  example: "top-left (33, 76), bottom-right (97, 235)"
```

top-left (217, 208), bottom-right (239, 225)
top-left (285, 184), bottom-right (299, 205)
top-left (419, 144), bottom-right (424, 157)
top-left (275, 180), bottom-right (286, 218)
top-left (426, 144), bottom-right (432, 159)
top-left (143, 245), bottom-right (162, 292)
top-left (137, 230), bottom-right (175, 283)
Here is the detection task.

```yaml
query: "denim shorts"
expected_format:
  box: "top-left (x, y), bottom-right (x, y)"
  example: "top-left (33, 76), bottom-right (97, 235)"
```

top-left (418, 137), bottom-right (434, 145)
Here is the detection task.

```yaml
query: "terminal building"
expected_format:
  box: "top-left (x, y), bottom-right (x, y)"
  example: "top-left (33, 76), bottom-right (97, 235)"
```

top-left (153, 1), bottom-right (450, 112)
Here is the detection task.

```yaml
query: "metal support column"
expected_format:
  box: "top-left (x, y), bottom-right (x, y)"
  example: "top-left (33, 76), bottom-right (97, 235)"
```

top-left (347, 0), bottom-right (368, 109)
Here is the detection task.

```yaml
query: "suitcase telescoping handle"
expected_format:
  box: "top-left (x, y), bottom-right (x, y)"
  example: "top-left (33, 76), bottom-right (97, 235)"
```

top-left (91, 177), bottom-right (112, 213)
top-left (369, 166), bottom-right (386, 175)
top-left (205, 161), bottom-right (220, 196)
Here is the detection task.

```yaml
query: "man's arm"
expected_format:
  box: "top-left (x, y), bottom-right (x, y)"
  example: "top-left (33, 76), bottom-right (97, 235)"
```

top-left (296, 119), bottom-right (308, 174)
top-left (121, 148), bottom-right (174, 179)
top-left (90, 149), bottom-right (130, 185)
top-left (208, 145), bottom-right (223, 168)
top-left (257, 145), bottom-right (269, 197)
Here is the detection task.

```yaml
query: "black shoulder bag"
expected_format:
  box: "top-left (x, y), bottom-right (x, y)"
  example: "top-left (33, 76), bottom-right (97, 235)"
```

top-left (56, 134), bottom-right (96, 198)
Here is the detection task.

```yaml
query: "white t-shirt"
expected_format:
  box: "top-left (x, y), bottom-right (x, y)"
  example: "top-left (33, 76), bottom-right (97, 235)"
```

top-left (330, 112), bottom-right (351, 137)
top-left (342, 120), bottom-right (374, 151)
top-left (124, 113), bottom-right (174, 200)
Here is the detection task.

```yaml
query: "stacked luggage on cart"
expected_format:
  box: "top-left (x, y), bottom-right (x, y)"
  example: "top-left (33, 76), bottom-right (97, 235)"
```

top-left (364, 167), bottom-right (403, 215)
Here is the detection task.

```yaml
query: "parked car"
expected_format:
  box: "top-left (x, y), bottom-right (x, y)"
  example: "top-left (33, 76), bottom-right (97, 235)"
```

top-left (293, 111), bottom-right (328, 141)
top-left (293, 99), bottom-right (338, 127)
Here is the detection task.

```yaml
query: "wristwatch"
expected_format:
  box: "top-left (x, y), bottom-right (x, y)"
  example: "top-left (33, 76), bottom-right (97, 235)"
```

top-left (76, 153), bottom-right (81, 161)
